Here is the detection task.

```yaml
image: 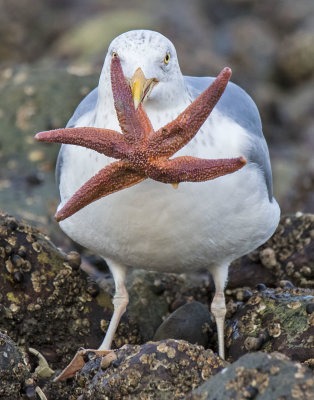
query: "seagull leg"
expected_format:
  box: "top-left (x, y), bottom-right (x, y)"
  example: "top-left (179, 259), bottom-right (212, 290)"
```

top-left (98, 260), bottom-right (129, 350)
top-left (210, 264), bottom-right (229, 359)
top-left (54, 259), bottom-right (126, 381)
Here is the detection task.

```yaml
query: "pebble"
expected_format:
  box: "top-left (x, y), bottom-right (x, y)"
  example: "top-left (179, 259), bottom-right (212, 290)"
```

top-left (306, 303), bottom-right (314, 314)
top-left (255, 283), bottom-right (267, 291)
top-left (279, 280), bottom-right (295, 289)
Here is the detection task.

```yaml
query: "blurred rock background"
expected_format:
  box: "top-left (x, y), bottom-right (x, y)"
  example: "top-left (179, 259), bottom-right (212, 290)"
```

top-left (0, 0), bottom-right (313, 248)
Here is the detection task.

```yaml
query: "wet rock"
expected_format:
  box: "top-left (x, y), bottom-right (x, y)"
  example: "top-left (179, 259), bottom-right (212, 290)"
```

top-left (306, 303), bottom-right (314, 314)
top-left (226, 287), bottom-right (314, 362)
top-left (186, 352), bottom-right (314, 400)
top-left (0, 331), bottom-right (30, 400)
top-left (75, 340), bottom-right (226, 400)
top-left (255, 283), bottom-right (267, 292)
top-left (0, 211), bottom-right (140, 370)
top-left (153, 301), bottom-right (215, 348)
top-left (229, 213), bottom-right (314, 289)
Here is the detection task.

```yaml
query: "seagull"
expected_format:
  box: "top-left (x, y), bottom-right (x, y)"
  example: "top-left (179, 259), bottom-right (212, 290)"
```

top-left (36, 30), bottom-right (280, 361)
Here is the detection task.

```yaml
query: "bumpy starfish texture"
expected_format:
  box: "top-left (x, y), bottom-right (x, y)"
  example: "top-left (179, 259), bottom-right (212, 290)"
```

top-left (35, 56), bottom-right (246, 222)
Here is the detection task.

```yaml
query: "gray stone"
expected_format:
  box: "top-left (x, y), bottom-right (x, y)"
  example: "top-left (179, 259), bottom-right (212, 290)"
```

top-left (186, 352), bottom-right (314, 400)
top-left (153, 301), bottom-right (214, 348)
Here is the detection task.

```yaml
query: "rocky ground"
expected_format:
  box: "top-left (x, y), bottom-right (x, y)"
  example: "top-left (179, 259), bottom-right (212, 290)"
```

top-left (0, 212), bottom-right (313, 399)
top-left (0, 0), bottom-right (314, 399)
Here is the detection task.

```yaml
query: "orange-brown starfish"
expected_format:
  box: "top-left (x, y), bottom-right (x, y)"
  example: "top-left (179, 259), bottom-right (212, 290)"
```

top-left (35, 55), bottom-right (246, 222)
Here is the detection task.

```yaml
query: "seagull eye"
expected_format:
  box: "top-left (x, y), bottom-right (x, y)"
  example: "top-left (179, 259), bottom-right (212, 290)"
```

top-left (112, 51), bottom-right (118, 58)
top-left (164, 53), bottom-right (170, 64)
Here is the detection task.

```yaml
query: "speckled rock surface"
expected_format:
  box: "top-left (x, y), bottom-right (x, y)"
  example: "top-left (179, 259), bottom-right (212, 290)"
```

top-left (186, 352), bottom-right (314, 400)
top-left (75, 340), bottom-right (226, 400)
top-left (226, 287), bottom-right (314, 362)
top-left (0, 211), bottom-right (140, 370)
top-left (0, 331), bottom-right (30, 400)
top-left (228, 213), bottom-right (314, 289)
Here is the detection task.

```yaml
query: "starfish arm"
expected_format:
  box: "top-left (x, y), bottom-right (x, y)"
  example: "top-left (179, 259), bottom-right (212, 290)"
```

top-left (136, 103), bottom-right (155, 142)
top-left (147, 155), bottom-right (246, 183)
top-left (55, 161), bottom-right (146, 222)
top-left (35, 127), bottom-right (128, 159)
top-left (148, 67), bottom-right (232, 157)
top-left (111, 56), bottom-right (144, 144)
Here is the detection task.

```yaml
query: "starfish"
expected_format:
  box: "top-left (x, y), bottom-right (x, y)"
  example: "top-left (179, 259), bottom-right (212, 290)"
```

top-left (35, 55), bottom-right (246, 222)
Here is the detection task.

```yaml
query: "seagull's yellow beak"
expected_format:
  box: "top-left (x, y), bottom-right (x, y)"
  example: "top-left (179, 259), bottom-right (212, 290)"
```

top-left (130, 68), bottom-right (158, 109)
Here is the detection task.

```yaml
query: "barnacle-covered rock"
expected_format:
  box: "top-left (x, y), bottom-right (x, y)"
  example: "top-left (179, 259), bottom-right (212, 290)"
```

top-left (74, 340), bottom-right (226, 400)
top-left (226, 287), bottom-right (314, 362)
top-left (186, 352), bottom-right (314, 400)
top-left (0, 212), bottom-right (141, 370)
top-left (229, 213), bottom-right (314, 289)
top-left (0, 331), bottom-right (30, 400)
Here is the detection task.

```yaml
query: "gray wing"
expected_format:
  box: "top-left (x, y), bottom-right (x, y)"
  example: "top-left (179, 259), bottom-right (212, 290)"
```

top-left (55, 87), bottom-right (98, 187)
top-left (184, 76), bottom-right (273, 200)
top-left (65, 87), bottom-right (98, 128)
